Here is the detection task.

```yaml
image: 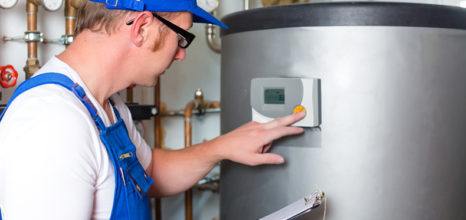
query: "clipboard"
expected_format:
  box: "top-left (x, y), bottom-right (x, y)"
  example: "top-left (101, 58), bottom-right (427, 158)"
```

top-left (259, 190), bottom-right (325, 220)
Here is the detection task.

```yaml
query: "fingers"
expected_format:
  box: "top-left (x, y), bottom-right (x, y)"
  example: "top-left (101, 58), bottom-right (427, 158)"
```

top-left (261, 143), bottom-right (272, 153)
top-left (263, 126), bottom-right (304, 144)
top-left (236, 120), bottom-right (261, 131)
top-left (250, 153), bottom-right (285, 165)
top-left (263, 111), bottom-right (306, 129)
top-left (226, 112), bottom-right (306, 167)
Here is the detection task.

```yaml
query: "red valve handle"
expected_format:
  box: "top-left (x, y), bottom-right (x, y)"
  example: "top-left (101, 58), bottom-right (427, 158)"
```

top-left (1, 65), bottom-right (19, 88)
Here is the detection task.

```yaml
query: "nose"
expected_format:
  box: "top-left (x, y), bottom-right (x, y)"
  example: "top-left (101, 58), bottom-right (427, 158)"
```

top-left (174, 48), bottom-right (186, 61)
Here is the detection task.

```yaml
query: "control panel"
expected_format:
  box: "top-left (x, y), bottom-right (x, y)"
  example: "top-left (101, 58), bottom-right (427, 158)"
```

top-left (251, 77), bottom-right (321, 127)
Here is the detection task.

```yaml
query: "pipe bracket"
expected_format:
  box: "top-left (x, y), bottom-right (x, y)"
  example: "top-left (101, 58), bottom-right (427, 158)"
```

top-left (24, 31), bottom-right (44, 43)
top-left (60, 34), bottom-right (74, 45)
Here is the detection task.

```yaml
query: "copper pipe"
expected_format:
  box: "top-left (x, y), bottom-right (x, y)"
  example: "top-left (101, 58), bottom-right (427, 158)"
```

top-left (126, 88), bottom-right (133, 103)
top-left (62, 0), bottom-right (86, 46)
top-left (160, 108), bottom-right (220, 117)
top-left (206, 101), bottom-right (220, 109)
top-left (183, 89), bottom-right (220, 220)
top-left (24, 0), bottom-right (40, 79)
top-left (153, 81), bottom-right (162, 220)
top-left (65, 0), bottom-right (82, 35)
top-left (183, 100), bottom-right (196, 220)
top-left (65, 0), bottom-right (76, 36)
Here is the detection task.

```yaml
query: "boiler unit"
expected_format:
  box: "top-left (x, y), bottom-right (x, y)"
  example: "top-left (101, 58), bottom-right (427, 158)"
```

top-left (220, 2), bottom-right (466, 220)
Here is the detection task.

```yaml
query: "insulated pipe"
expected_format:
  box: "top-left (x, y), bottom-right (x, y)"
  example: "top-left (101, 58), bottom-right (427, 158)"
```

top-left (24, 0), bottom-right (41, 78)
top-left (153, 81), bottom-right (163, 220)
top-left (183, 89), bottom-right (220, 220)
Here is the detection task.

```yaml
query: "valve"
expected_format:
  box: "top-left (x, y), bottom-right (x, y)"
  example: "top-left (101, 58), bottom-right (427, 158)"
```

top-left (1, 65), bottom-right (19, 88)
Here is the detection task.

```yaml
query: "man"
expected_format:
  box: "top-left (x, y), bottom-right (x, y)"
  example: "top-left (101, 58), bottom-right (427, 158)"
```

top-left (0, 0), bottom-right (305, 219)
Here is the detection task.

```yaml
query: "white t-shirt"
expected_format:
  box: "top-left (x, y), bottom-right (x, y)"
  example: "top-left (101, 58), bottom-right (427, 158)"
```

top-left (0, 57), bottom-right (152, 220)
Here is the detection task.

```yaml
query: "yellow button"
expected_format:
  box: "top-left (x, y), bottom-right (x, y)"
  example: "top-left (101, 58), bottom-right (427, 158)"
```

top-left (293, 105), bottom-right (306, 114)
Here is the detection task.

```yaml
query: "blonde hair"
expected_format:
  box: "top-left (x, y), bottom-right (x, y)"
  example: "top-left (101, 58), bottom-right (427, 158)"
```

top-left (75, 1), bottom-right (181, 51)
top-left (75, 1), bottom-right (131, 35)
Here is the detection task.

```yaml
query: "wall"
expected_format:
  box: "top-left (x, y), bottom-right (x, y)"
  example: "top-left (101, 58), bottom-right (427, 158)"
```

top-left (1, 0), bottom-right (465, 219)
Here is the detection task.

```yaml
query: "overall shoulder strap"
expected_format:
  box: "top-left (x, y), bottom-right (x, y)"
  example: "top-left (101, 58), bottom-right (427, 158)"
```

top-left (108, 98), bottom-right (123, 121)
top-left (0, 72), bottom-right (106, 130)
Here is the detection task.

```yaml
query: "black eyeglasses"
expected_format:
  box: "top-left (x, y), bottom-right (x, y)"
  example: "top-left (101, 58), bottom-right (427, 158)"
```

top-left (126, 13), bottom-right (195, 49)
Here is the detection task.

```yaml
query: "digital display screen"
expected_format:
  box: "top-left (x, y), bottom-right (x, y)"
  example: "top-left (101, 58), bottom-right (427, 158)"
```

top-left (264, 88), bottom-right (285, 104)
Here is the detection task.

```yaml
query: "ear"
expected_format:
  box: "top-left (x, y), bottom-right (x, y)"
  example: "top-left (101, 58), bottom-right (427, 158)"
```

top-left (129, 11), bottom-right (156, 47)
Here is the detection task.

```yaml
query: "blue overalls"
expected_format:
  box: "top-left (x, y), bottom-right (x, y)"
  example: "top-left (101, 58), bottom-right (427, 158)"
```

top-left (0, 73), bottom-right (154, 220)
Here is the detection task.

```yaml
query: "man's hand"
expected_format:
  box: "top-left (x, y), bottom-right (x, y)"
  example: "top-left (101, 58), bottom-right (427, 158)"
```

top-left (212, 111), bottom-right (306, 166)
top-left (147, 112), bottom-right (305, 197)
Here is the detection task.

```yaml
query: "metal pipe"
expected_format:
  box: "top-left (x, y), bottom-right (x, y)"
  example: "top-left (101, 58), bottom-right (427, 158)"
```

top-left (153, 81), bottom-right (162, 220)
top-left (24, 0), bottom-right (41, 79)
top-left (183, 99), bottom-right (196, 220)
top-left (205, 10), bottom-right (221, 54)
top-left (160, 108), bottom-right (220, 117)
top-left (63, 0), bottom-right (84, 46)
top-left (183, 89), bottom-right (221, 220)
top-left (41, 0), bottom-right (82, 46)
top-left (126, 88), bottom-right (133, 103)
top-left (195, 174), bottom-right (220, 193)
top-left (65, 0), bottom-right (75, 36)
top-left (206, 24), bottom-right (221, 53)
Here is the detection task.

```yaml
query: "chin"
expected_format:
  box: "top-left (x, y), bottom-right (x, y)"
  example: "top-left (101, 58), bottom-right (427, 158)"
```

top-left (147, 78), bottom-right (159, 87)
top-left (133, 79), bottom-right (156, 87)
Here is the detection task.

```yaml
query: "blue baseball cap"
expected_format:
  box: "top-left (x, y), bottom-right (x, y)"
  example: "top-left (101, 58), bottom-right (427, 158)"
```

top-left (90, 0), bottom-right (228, 29)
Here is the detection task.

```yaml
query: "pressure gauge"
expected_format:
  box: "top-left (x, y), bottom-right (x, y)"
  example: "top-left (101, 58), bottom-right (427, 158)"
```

top-left (41, 0), bottom-right (63, 11)
top-left (0, 0), bottom-right (18, 9)
top-left (197, 0), bottom-right (219, 13)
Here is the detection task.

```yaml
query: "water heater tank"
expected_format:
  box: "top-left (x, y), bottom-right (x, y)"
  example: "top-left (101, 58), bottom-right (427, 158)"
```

top-left (220, 2), bottom-right (466, 220)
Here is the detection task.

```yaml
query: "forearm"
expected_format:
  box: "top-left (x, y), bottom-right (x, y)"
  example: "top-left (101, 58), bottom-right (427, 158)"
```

top-left (149, 139), bottom-right (224, 197)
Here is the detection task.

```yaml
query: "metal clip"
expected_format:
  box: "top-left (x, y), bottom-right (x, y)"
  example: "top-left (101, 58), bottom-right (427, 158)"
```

top-left (60, 34), bottom-right (74, 45)
top-left (119, 152), bottom-right (133, 160)
top-left (45, 35), bottom-right (74, 45)
top-left (135, 183), bottom-right (142, 192)
top-left (260, 190), bottom-right (326, 220)
top-left (304, 191), bottom-right (325, 208)
top-left (24, 31), bottom-right (44, 43)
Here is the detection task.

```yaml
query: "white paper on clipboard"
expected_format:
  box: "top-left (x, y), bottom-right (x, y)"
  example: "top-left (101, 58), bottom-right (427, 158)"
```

top-left (259, 191), bottom-right (325, 220)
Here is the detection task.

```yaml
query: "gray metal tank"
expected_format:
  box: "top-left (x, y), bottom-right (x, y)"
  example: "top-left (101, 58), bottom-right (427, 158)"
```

top-left (220, 2), bottom-right (466, 220)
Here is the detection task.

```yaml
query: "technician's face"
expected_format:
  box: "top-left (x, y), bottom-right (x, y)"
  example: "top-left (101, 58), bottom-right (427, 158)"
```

top-left (142, 12), bottom-right (193, 86)
top-left (158, 13), bottom-right (193, 67)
